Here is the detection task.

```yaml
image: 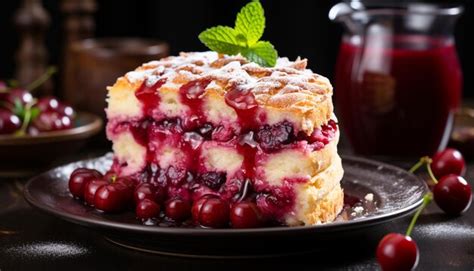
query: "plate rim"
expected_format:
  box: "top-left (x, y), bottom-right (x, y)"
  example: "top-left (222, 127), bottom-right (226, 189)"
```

top-left (23, 155), bottom-right (429, 236)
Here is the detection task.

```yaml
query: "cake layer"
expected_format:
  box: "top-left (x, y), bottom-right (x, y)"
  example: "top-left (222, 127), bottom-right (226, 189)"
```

top-left (108, 118), bottom-right (339, 184)
top-left (107, 52), bottom-right (334, 136)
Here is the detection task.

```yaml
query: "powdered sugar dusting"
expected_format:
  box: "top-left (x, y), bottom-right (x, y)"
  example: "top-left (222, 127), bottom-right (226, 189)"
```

top-left (123, 51), bottom-right (332, 104)
top-left (5, 242), bottom-right (88, 258)
top-left (416, 222), bottom-right (474, 239)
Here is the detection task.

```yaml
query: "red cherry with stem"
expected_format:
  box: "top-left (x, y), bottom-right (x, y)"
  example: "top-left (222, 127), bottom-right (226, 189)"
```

top-left (431, 148), bottom-right (466, 178)
top-left (433, 174), bottom-right (472, 215)
top-left (94, 182), bottom-right (133, 212)
top-left (136, 199), bottom-right (160, 220)
top-left (68, 168), bottom-right (103, 199)
top-left (376, 233), bottom-right (419, 271)
top-left (376, 193), bottom-right (431, 271)
top-left (230, 201), bottom-right (264, 228)
top-left (0, 109), bottom-right (21, 134)
top-left (197, 197), bottom-right (230, 228)
top-left (165, 198), bottom-right (191, 222)
top-left (84, 179), bottom-right (109, 206)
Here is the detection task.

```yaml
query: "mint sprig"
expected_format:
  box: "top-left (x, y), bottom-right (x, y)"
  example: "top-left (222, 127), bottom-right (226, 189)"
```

top-left (198, 0), bottom-right (278, 67)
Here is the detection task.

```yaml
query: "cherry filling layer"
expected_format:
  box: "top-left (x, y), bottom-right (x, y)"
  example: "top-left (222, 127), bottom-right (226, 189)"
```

top-left (108, 78), bottom-right (338, 222)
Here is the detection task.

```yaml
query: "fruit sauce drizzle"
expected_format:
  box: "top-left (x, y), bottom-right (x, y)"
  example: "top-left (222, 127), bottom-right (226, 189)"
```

top-left (114, 77), bottom-right (339, 222)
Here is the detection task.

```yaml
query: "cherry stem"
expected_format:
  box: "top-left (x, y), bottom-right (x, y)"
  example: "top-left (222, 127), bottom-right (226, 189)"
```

top-left (409, 156), bottom-right (432, 173)
top-left (426, 163), bottom-right (438, 184)
top-left (406, 192), bottom-right (433, 237)
top-left (15, 100), bottom-right (36, 136)
top-left (25, 66), bottom-right (57, 92)
top-left (408, 156), bottom-right (439, 185)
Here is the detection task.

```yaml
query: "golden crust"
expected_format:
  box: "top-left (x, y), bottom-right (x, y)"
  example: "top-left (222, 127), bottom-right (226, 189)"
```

top-left (299, 184), bottom-right (344, 225)
top-left (108, 51), bottom-right (334, 134)
top-left (288, 144), bottom-right (344, 226)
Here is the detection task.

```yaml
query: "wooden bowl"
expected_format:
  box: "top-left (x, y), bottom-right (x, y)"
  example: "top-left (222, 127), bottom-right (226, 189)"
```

top-left (0, 112), bottom-right (102, 177)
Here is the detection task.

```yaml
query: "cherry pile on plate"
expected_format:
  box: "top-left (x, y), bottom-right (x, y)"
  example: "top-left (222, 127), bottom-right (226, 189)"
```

top-left (377, 148), bottom-right (472, 271)
top-left (0, 75), bottom-right (75, 135)
top-left (68, 169), bottom-right (265, 229)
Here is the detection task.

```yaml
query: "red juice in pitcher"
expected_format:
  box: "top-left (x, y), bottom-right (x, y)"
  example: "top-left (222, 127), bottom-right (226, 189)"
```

top-left (335, 35), bottom-right (462, 156)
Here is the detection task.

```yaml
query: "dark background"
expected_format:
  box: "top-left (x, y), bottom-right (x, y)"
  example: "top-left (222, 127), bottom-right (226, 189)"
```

top-left (0, 0), bottom-right (472, 96)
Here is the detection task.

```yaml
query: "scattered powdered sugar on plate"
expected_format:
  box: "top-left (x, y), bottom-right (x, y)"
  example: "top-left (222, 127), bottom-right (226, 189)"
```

top-left (415, 222), bottom-right (474, 239)
top-left (5, 242), bottom-right (89, 258)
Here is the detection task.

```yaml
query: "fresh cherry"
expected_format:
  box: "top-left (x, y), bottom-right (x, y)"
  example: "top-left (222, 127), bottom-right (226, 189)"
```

top-left (6, 88), bottom-right (33, 106)
top-left (195, 197), bottom-right (230, 228)
top-left (32, 111), bottom-right (72, 132)
top-left (36, 96), bottom-right (61, 112)
top-left (230, 202), bottom-right (264, 228)
top-left (431, 148), bottom-right (466, 178)
top-left (36, 96), bottom-right (75, 117)
top-left (68, 168), bottom-right (103, 199)
top-left (0, 109), bottom-right (21, 134)
top-left (94, 182), bottom-right (133, 212)
top-left (192, 195), bottom-right (217, 222)
top-left (136, 199), bottom-right (160, 220)
top-left (376, 233), bottom-right (419, 271)
top-left (165, 198), bottom-right (191, 222)
top-left (433, 174), bottom-right (472, 215)
top-left (83, 179), bottom-right (109, 206)
top-left (134, 183), bottom-right (164, 204)
top-left (57, 104), bottom-right (75, 117)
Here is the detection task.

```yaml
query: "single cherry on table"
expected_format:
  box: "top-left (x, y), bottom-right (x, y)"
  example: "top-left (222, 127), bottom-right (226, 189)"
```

top-left (376, 233), bottom-right (419, 271)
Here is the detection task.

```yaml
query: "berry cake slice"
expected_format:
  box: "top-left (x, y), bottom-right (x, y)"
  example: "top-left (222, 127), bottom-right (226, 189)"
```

top-left (106, 51), bottom-right (343, 226)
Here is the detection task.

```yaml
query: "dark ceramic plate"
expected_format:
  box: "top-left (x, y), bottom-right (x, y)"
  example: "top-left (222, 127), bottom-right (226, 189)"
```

top-left (0, 112), bottom-right (102, 177)
top-left (24, 154), bottom-right (428, 258)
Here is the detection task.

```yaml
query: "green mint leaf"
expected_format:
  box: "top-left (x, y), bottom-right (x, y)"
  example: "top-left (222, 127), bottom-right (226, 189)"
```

top-left (198, 0), bottom-right (278, 67)
top-left (242, 41), bottom-right (278, 67)
top-left (235, 0), bottom-right (265, 45)
top-left (198, 26), bottom-right (244, 55)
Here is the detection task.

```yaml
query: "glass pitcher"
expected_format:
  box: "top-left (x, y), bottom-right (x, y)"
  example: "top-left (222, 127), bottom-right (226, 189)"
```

top-left (330, 1), bottom-right (464, 157)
